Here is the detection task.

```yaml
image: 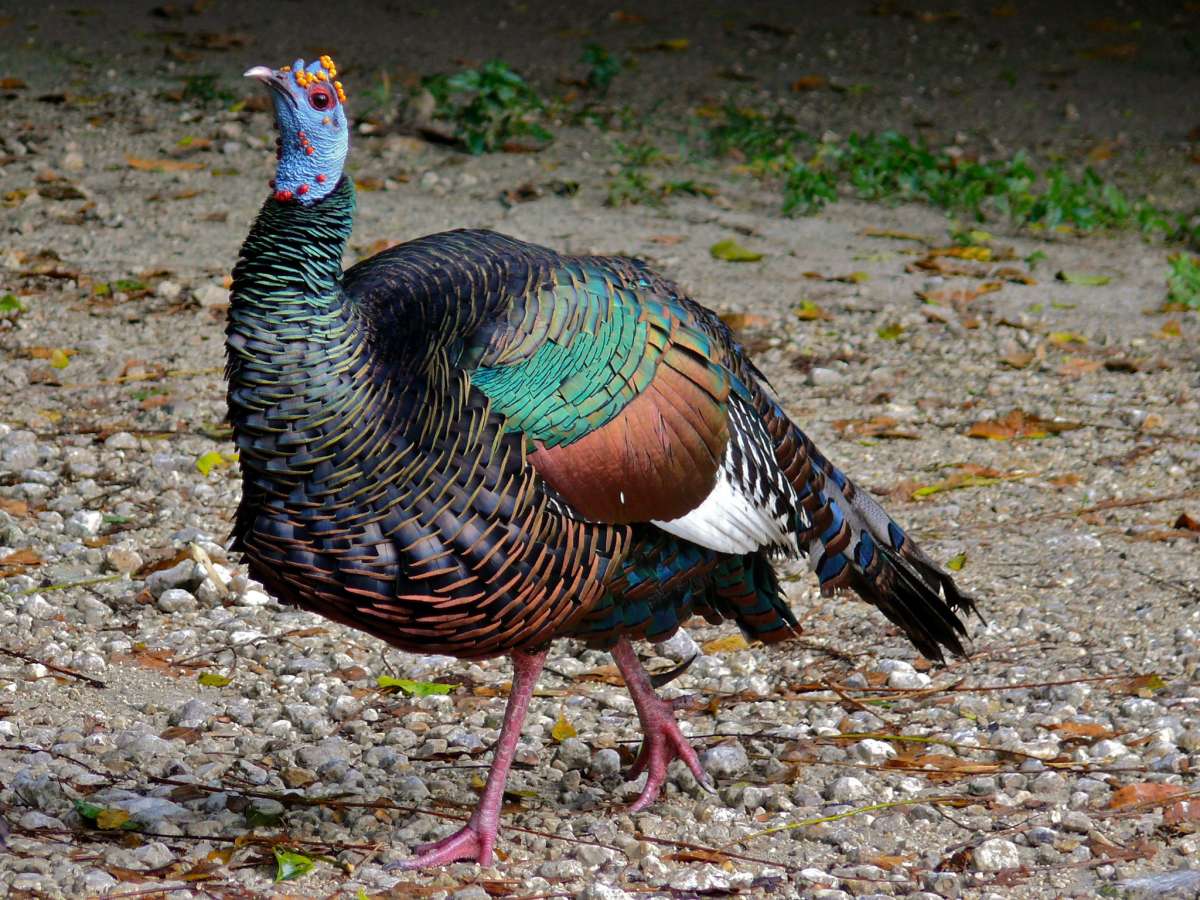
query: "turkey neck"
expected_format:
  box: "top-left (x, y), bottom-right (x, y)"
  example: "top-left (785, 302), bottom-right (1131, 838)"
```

top-left (226, 178), bottom-right (372, 488)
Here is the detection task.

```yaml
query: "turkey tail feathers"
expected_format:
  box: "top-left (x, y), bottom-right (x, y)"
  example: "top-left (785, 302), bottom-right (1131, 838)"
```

top-left (763, 398), bottom-right (978, 663)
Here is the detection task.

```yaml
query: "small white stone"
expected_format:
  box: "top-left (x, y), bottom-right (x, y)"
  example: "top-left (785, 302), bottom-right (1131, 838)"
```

top-left (155, 280), bottom-right (182, 301)
top-left (328, 695), bottom-right (362, 722)
top-left (853, 738), bottom-right (897, 765)
top-left (66, 509), bottom-right (104, 538)
top-left (103, 431), bottom-right (139, 450)
top-left (887, 669), bottom-right (932, 689)
top-left (237, 589), bottom-right (273, 607)
top-left (193, 283), bottom-right (228, 308)
top-left (825, 776), bottom-right (869, 802)
top-left (973, 838), bottom-right (1021, 872)
top-left (20, 594), bottom-right (55, 619)
top-left (157, 588), bottom-right (197, 613)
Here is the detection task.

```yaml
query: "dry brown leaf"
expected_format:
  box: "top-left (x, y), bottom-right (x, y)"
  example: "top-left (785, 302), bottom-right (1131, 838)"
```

top-left (719, 311), bottom-right (772, 331)
top-left (1048, 473), bottom-right (1083, 487)
top-left (790, 75), bottom-right (828, 91)
top-left (1049, 721), bottom-right (1113, 741)
top-left (832, 415), bottom-right (920, 440)
top-left (1108, 782), bottom-right (1186, 810)
top-left (0, 498), bottom-right (29, 517)
top-left (647, 233), bottom-right (685, 245)
top-left (1174, 513), bottom-right (1200, 532)
top-left (967, 408), bottom-right (1084, 441)
top-left (125, 155), bottom-right (204, 172)
top-left (1057, 356), bottom-right (1103, 377)
top-left (1164, 799), bottom-right (1200, 826)
top-left (917, 281), bottom-right (1003, 306)
top-left (998, 350), bottom-right (1036, 367)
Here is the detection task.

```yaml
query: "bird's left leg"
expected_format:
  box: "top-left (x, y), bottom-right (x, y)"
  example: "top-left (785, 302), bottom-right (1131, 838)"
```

top-left (389, 647), bottom-right (547, 869)
top-left (610, 636), bottom-right (714, 812)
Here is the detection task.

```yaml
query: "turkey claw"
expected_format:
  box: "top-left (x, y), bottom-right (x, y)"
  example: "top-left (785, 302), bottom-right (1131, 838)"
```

top-left (386, 823), bottom-right (494, 870)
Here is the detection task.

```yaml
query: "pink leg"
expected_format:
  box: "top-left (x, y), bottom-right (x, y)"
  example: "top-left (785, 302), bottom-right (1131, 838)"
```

top-left (388, 648), bottom-right (547, 869)
top-left (610, 637), bottom-right (714, 812)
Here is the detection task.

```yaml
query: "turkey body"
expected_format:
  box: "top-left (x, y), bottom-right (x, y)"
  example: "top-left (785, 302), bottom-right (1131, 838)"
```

top-left (226, 178), bottom-right (973, 664)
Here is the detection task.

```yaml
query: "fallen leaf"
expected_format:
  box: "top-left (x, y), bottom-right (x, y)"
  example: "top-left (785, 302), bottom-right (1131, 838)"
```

top-left (1047, 331), bottom-right (1088, 346)
top-left (0, 498), bottom-right (29, 516)
top-left (1175, 513), bottom-right (1200, 532)
top-left (1000, 350), bottom-right (1036, 369)
top-left (1056, 271), bottom-right (1111, 286)
top-left (832, 415), bottom-right (920, 440)
top-left (917, 282), bottom-right (1003, 306)
top-left (195, 449), bottom-right (237, 476)
top-left (96, 808), bottom-right (131, 830)
top-left (376, 676), bottom-right (455, 697)
top-left (1115, 674), bottom-right (1167, 697)
top-left (197, 672), bottom-right (231, 687)
top-left (703, 633), bottom-right (750, 653)
top-left (1108, 782), bottom-right (1186, 810)
top-left (1155, 319), bottom-right (1182, 339)
top-left (946, 553), bottom-right (966, 571)
top-left (1165, 799), bottom-right (1200, 826)
top-left (862, 227), bottom-right (927, 242)
top-left (274, 847), bottom-right (315, 883)
top-left (967, 409), bottom-right (1084, 440)
top-left (0, 77), bottom-right (27, 90)
top-left (710, 239), bottom-right (763, 262)
top-left (794, 300), bottom-right (831, 321)
top-left (876, 323), bottom-right (904, 341)
top-left (1057, 356), bottom-right (1102, 377)
top-left (930, 245), bottom-right (992, 261)
top-left (1048, 473), bottom-right (1082, 487)
top-left (126, 155), bottom-right (204, 172)
top-left (647, 233), bottom-right (685, 245)
top-left (719, 311), bottom-right (772, 331)
top-left (1049, 721), bottom-right (1113, 741)
top-left (551, 710), bottom-right (577, 742)
top-left (790, 75), bottom-right (828, 91)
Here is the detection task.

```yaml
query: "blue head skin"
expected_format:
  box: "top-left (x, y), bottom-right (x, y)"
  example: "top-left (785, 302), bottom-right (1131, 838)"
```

top-left (244, 56), bottom-right (349, 204)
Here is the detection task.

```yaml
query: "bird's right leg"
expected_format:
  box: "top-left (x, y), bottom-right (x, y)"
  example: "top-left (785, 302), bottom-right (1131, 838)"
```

top-left (389, 647), bottom-right (547, 869)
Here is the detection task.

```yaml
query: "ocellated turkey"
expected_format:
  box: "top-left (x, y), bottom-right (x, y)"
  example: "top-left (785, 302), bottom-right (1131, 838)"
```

top-left (230, 56), bottom-right (977, 869)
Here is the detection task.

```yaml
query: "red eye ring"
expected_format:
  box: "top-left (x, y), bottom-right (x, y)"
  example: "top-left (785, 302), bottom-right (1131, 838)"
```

top-left (307, 85), bottom-right (334, 111)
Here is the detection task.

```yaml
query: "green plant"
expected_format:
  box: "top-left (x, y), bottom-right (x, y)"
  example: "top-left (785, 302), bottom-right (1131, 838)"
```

top-left (582, 43), bottom-right (622, 95)
top-left (605, 141), bottom-right (715, 207)
top-left (782, 164), bottom-right (838, 216)
top-left (1166, 252), bottom-right (1200, 309)
top-left (181, 73), bottom-right (234, 105)
top-left (423, 60), bottom-right (551, 154)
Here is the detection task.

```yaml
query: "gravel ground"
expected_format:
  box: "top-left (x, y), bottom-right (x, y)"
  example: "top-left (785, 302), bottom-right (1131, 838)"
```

top-left (2, 2), bottom-right (1200, 898)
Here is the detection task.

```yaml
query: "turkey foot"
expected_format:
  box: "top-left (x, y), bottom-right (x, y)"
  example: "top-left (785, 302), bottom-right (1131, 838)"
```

top-left (395, 820), bottom-right (492, 869)
top-left (388, 648), bottom-right (547, 870)
top-left (611, 637), bottom-right (715, 813)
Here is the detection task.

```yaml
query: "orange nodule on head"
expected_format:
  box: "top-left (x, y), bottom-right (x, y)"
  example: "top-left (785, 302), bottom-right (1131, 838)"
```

top-left (294, 54), bottom-right (344, 100)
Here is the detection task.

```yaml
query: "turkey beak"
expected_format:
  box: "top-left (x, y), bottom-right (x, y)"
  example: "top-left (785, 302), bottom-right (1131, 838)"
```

top-left (244, 66), bottom-right (291, 96)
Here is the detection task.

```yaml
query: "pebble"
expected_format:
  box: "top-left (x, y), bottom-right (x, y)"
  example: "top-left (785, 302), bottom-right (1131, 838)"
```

top-left (64, 509), bottom-right (103, 538)
top-left (853, 739), bottom-right (896, 764)
top-left (972, 838), bottom-right (1021, 872)
top-left (157, 588), bottom-right (197, 613)
top-left (556, 737), bottom-right (592, 770)
top-left (655, 628), bottom-right (700, 662)
top-left (590, 747), bottom-right (622, 778)
top-left (887, 669), bottom-right (932, 689)
top-left (194, 283), bottom-right (228, 308)
top-left (826, 776), bottom-right (869, 802)
top-left (104, 544), bottom-right (143, 574)
top-left (145, 560), bottom-right (200, 597)
top-left (701, 741), bottom-right (749, 779)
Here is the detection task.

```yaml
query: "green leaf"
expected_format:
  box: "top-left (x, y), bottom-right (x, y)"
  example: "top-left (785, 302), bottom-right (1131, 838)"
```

top-left (1055, 271), bottom-right (1111, 286)
top-left (376, 676), bottom-right (455, 697)
top-left (273, 847), bottom-right (315, 883)
top-left (195, 450), bottom-right (237, 476)
top-left (875, 323), bottom-right (904, 341)
top-left (74, 799), bottom-right (103, 822)
top-left (0, 293), bottom-right (26, 315)
top-left (946, 553), bottom-right (967, 571)
top-left (709, 239), bottom-right (764, 262)
top-left (49, 348), bottom-right (71, 369)
top-left (1024, 250), bottom-right (1048, 269)
top-left (198, 672), bottom-right (232, 687)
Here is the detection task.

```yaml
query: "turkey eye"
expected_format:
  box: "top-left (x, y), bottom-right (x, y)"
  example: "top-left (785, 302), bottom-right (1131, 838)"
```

top-left (308, 87), bottom-right (332, 110)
